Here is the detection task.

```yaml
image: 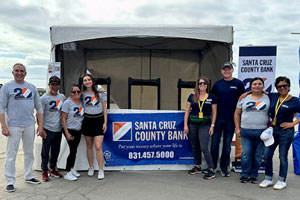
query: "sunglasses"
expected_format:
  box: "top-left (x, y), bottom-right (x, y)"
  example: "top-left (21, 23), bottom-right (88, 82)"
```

top-left (72, 91), bottom-right (81, 94)
top-left (198, 82), bottom-right (207, 86)
top-left (50, 83), bottom-right (60, 86)
top-left (276, 84), bottom-right (289, 89)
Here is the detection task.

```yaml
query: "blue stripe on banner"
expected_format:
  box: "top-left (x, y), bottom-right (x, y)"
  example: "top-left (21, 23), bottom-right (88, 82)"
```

top-left (239, 46), bottom-right (277, 56)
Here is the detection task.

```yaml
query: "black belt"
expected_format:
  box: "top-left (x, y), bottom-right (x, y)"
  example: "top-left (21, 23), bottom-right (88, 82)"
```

top-left (84, 112), bottom-right (103, 118)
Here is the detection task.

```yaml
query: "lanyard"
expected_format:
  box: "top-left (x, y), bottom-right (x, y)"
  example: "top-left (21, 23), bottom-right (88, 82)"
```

top-left (198, 93), bottom-right (208, 112)
top-left (274, 94), bottom-right (289, 118)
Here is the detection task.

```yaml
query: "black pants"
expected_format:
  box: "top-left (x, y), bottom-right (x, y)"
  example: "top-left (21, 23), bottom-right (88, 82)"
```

top-left (41, 129), bottom-right (62, 171)
top-left (64, 129), bottom-right (81, 171)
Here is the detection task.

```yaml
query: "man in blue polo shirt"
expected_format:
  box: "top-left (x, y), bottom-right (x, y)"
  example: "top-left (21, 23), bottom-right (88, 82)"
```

top-left (211, 62), bottom-right (245, 177)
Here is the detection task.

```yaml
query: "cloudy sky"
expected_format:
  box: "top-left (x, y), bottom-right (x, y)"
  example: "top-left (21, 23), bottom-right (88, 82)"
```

top-left (0, 0), bottom-right (300, 95)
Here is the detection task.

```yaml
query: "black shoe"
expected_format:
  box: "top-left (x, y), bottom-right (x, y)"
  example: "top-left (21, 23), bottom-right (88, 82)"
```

top-left (250, 177), bottom-right (258, 184)
top-left (201, 168), bottom-right (209, 174)
top-left (221, 171), bottom-right (230, 177)
top-left (6, 185), bottom-right (15, 192)
top-left (25, 178), bottom-right (41, 184)
top-left (239, 176), bottom-right (249, 183)
top-left (203, 170), bottom-right (216, 180)
top-left (188, 166), bottom-right (202, 175)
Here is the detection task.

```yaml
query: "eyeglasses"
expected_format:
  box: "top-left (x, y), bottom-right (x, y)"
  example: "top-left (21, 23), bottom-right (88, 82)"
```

top-left (276, 84), bottom-right (289, 89)
top-left (198, 82), bottom-right (207, 86)
top-left (72, 91), bottom-right (81, 94)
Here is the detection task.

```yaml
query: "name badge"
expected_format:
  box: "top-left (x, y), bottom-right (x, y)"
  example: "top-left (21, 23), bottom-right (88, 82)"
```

top-left (199, 112), bottom-right (203, 119)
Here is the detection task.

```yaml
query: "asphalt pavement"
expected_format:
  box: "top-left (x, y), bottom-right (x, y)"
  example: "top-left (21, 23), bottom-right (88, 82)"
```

top-left (0, 127), bottom-right (300, 200)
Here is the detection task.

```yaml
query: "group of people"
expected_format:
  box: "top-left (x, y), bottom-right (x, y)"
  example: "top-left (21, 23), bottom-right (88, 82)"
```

top-left (1, 62), bottom-right (299, 193)
top-left (0, 63), bottom-right (107, 193)
top-left (184, 62), bottom-right (300, 190)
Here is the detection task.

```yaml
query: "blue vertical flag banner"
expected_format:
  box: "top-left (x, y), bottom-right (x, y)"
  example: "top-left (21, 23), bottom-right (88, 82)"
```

top-left (292, 47), bottom-right (300, 175)
top-left (238, 46), bottom-right (277, 92)
top-left (102, 111), bottom-right (193, 166)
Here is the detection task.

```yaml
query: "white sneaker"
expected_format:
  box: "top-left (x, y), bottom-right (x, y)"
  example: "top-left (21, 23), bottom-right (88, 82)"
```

top-left (87, 167), bottom-right (94, 176)
top-left (259, 180), bottom-right (273, 188)
top-left (98, 170), bottom-right (105, 180)
top-left (71, 168), bottom-right (80, 177)
top-left (273, 180), bottom-right (287, 190)
top-left (64, 172), bottom-right (78, 181)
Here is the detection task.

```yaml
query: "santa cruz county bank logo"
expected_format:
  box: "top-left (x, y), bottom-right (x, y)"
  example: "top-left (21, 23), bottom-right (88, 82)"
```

top-left (14, 88), bottom-right (32, 99)
top-left (113, 122), bottom-right (132, 141)
top-left (103, 150), bottom-right (112, 161)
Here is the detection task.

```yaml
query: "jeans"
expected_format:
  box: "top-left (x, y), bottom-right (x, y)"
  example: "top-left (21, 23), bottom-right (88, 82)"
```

top-left (240, 128), bottom-right (265, 178)
top-left (41, 129), bottom-right (62, 171)
top-left (64, 129), bottom-right (81, 171)
top-left (188, 124), bottom-right (214, 169)
top-left (264, 127), bottom-right (294, 182)
top-left (211, 119), bottom-right (235, 172)
top-left (5, 124), bottom-right (35, 185)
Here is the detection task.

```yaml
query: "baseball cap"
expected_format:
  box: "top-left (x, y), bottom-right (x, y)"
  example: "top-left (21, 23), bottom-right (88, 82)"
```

top-left (222, 62), bottom-right (234, 69)
top-left (260, 127), bottom-right (274, 147)
top-left (49, 76), bottom-right (60, 84)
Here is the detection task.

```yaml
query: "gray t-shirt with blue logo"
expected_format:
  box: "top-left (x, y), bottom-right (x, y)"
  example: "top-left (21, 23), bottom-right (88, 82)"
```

top-left (61, 99), bottom-right (84, 131)
top-left (0, 80), bottom-right (43, 127)
top-left (82, 91), bottom-right (107, 114)
top-left (237, 94), bottom-right (270, 129)
top-left (41, 93), bottom-right (66, 132)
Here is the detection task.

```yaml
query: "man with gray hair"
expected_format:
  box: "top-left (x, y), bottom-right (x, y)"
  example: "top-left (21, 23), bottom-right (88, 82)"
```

top-left (0, 63), bottom-right (44, 192)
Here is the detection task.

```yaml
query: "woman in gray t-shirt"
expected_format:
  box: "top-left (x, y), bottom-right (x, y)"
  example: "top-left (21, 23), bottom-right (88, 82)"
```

top-left (234, 77), bottom-right (270, 183)
top-left (81, 74), bottom-right (107, 180)
top-left (61, 85), bottom-right (84, 181)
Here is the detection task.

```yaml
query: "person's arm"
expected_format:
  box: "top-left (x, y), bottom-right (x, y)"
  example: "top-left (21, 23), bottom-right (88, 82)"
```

top-left (40, 97), bottom-right (47, 138)
top-left (280, 98), bottom-right (300, 129)
top-left (234, 108), bottom-right (242, 137)
top-left (61, 111), bottom-right (72, 141)
top-left (238, 91), bottom-right (251, 102)
top-left (0, 114), bottom-right (9, 136)
top-left (209, 104), bottom-right (217, 136)
top-left (0, 86), bottom-right (9, 136)
top-left (184, 102), bottom-right (191, 134)
top-left (102, 100), bottom-right (107, 133)
top-left (34, 87), bottom-right (44, 137)
top-left (36, 113), bottom-right (46, 138)
top-left (280, 114), bottom-right (300, 129)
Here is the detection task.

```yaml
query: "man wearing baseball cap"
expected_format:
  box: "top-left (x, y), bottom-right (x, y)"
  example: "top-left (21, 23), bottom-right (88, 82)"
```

top-left (210, 62), bottom-right (245, 177)
top-left (40, 76), bottom-right (66, 181)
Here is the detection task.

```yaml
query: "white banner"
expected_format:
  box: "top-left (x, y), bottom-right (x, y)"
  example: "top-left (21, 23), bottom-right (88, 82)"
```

top-left (238, 46), bottom-right (277, 92)
top-left (48, 62), bottom-right (61, 78)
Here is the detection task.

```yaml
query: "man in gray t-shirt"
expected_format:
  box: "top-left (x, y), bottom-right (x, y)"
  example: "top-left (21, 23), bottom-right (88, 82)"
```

top-left (0, 63), bottom-right (44, 192)
top-left (40, 76), bottom-right (66, 181)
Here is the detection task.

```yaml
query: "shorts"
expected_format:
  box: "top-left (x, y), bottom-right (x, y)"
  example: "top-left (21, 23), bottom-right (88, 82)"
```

top-left (82, 112), bottom-right (104, 136)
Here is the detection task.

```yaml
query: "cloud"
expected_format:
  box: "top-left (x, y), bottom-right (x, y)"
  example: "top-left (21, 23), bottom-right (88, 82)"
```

top-left (26, 55), bottom-right (49, 66)
top-left (0, 0), bottom-right (300, 93)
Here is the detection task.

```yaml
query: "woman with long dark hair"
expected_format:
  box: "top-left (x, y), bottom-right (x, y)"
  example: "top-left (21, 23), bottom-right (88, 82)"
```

top-left (184, 77), bottom-right (217, 180)
top-left (81, 74), bottom-right (107, 180)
